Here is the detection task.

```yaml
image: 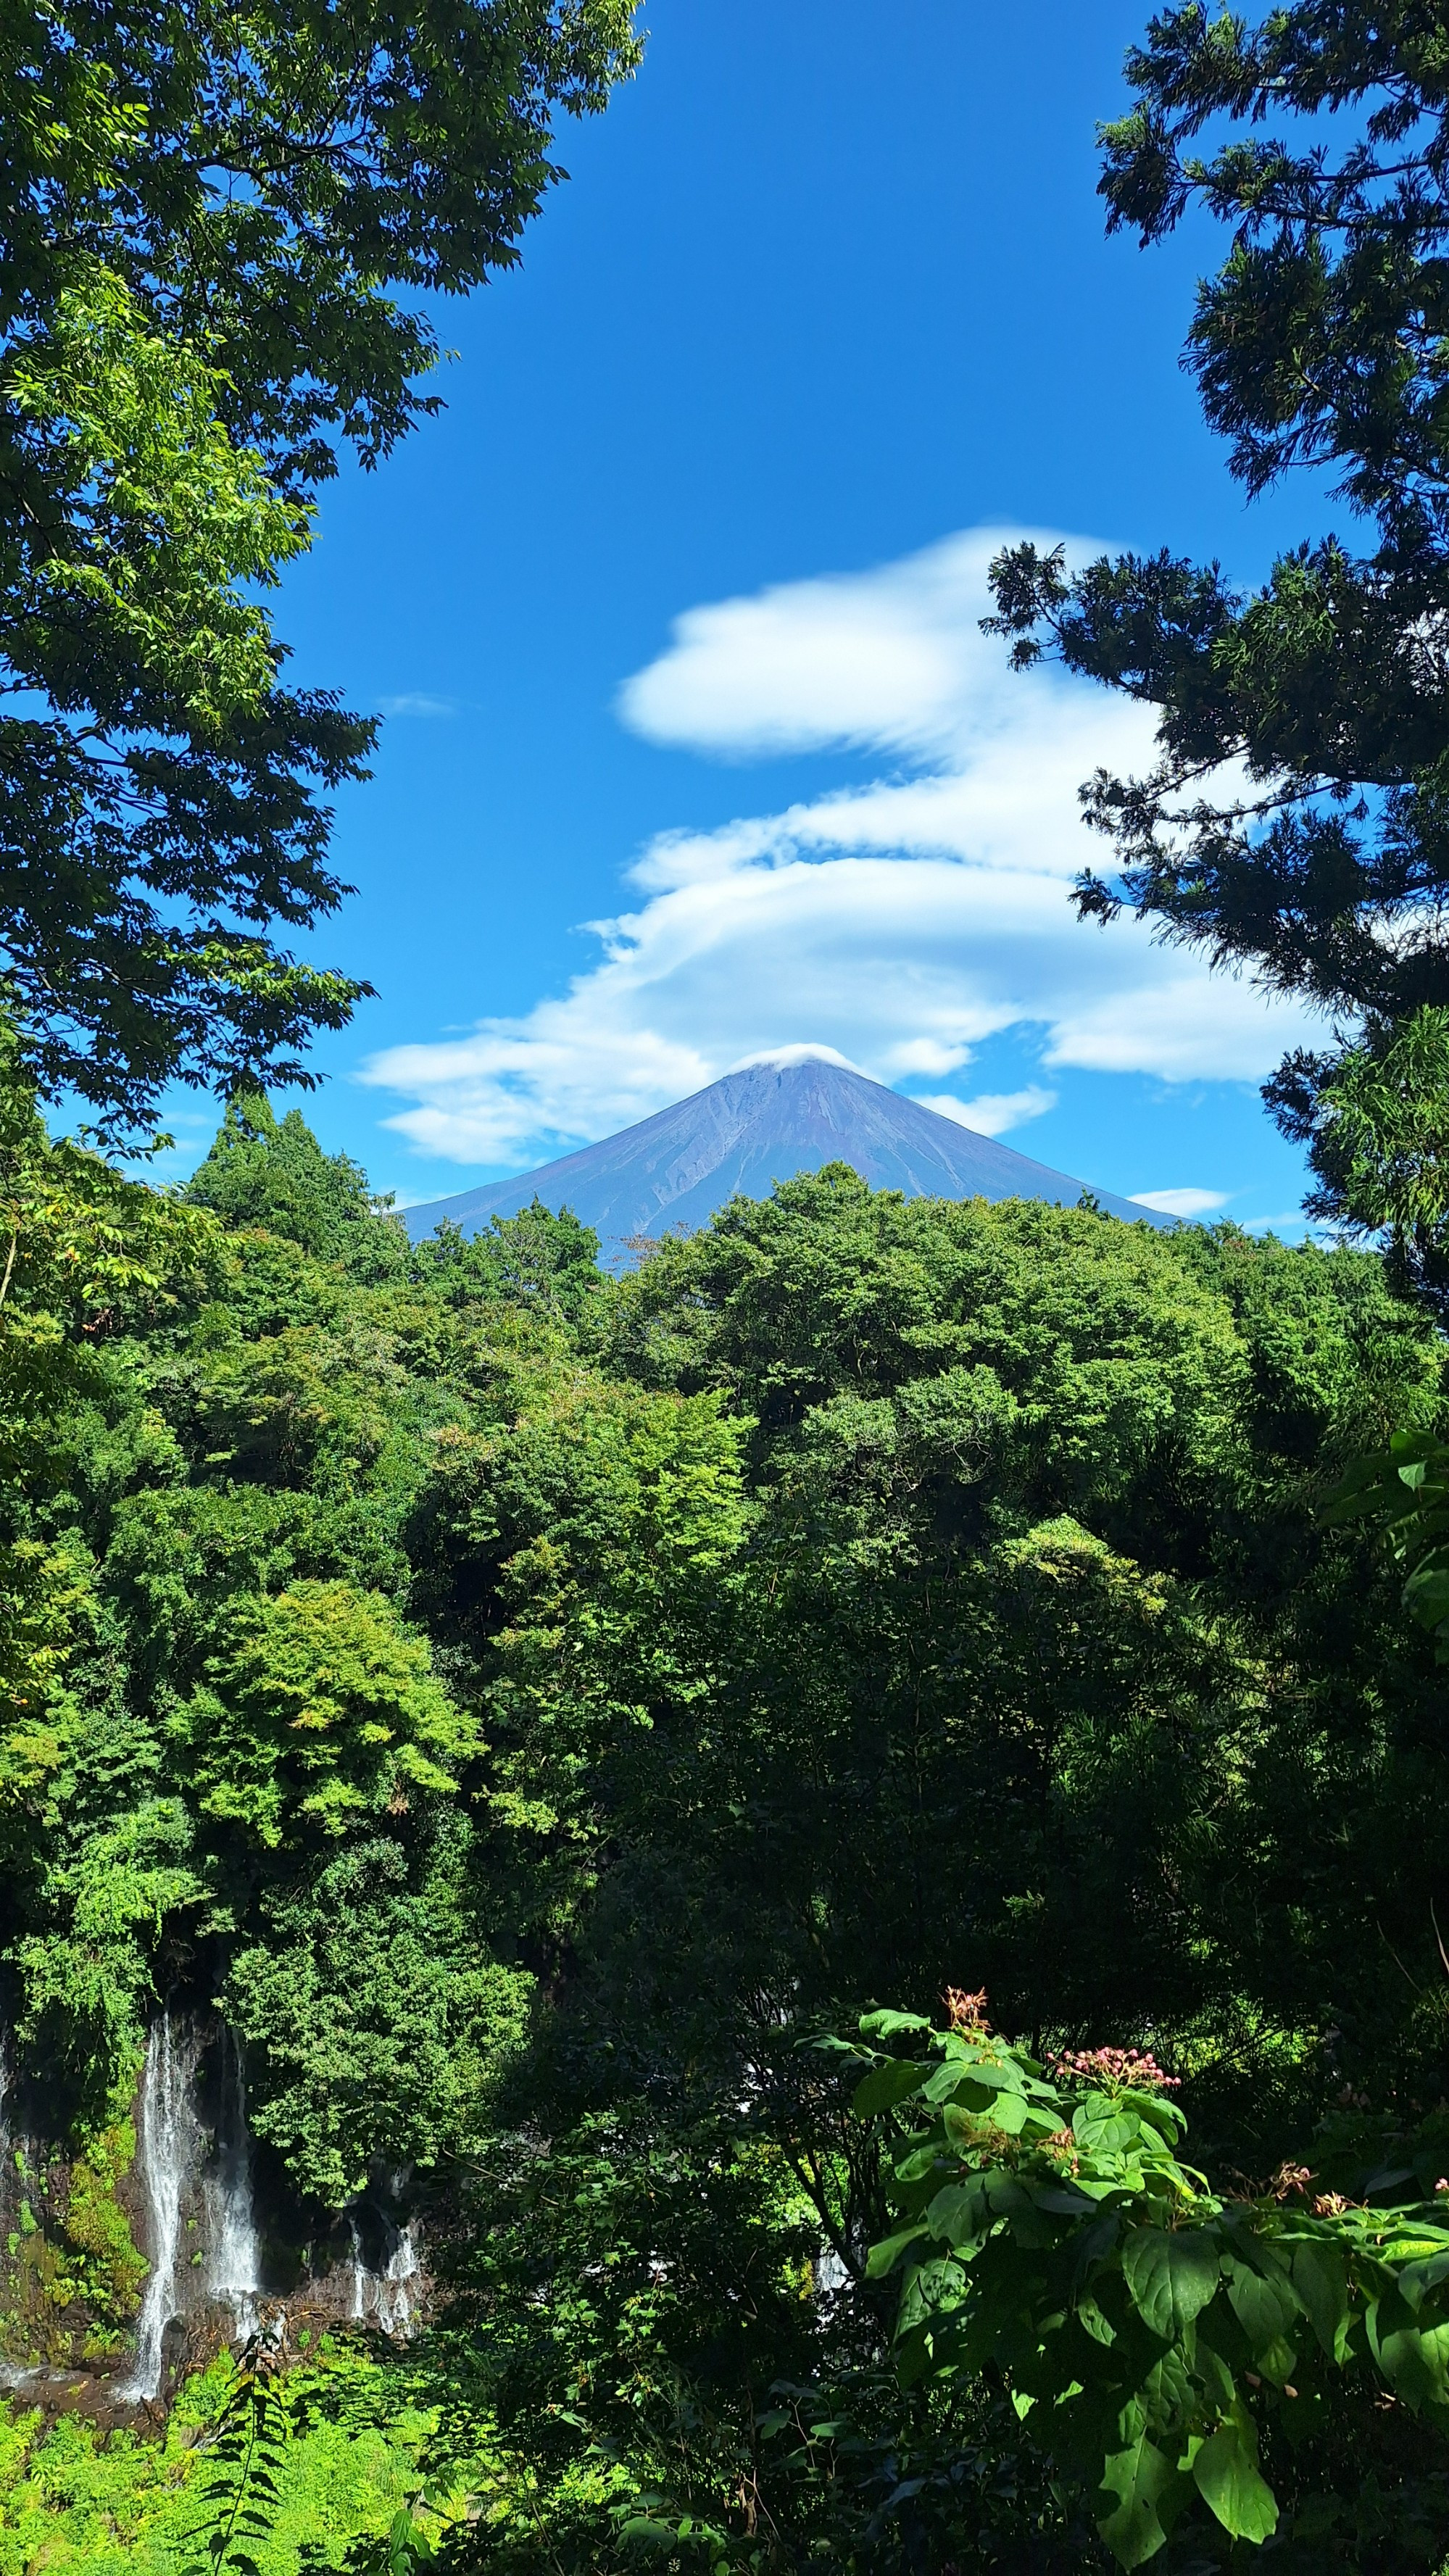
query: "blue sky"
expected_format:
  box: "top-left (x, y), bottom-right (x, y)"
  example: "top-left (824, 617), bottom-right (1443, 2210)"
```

top-left (170, 0), bottom-right (1341, 1229)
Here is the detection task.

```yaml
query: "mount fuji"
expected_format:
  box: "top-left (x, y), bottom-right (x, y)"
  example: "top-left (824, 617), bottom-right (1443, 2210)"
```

top-left (400, 1053), bottom-right (1167, 1244)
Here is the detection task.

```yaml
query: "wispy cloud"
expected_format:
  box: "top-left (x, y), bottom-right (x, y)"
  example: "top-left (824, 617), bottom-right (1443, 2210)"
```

top-left (362, 529), bottom-right (1320, 1167)
top-left (378, 692), bottom-right (457, 718)
top-left (1129, 1187), bottom-right (1232, 1218)
top-left (917, 1086), bottom-right (1057, 1138)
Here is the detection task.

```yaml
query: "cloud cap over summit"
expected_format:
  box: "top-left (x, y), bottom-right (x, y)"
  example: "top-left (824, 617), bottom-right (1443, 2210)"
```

top-left (401, 1054), bottom-right (1167, 1242)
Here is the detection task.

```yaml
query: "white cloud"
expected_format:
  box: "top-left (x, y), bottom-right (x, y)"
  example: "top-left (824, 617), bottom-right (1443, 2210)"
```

top-left (918, 1086), bottom-right (1057, 1137)
top-left (378, 692), bottom-right (456, 718)
top-left (730, 1042), bottom-right (864, 1072)
top-left (363, 528), bottom-right (1321, 1166)
top-left (1129, 1187), bottom-right (1232, 1218)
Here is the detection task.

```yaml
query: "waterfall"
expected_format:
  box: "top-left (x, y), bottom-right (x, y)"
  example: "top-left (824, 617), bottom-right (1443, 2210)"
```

top-left (205, 2028), bottom-right (262, 2339)
top-left (344, 2208), bottom-right (420, 2335)
top-left (375, 2223), bottom-right (420, 2335)
top-left (347, 2215), bottom-right (367, 2322)
top-left (123, 2014), bottom-right (202, 2401)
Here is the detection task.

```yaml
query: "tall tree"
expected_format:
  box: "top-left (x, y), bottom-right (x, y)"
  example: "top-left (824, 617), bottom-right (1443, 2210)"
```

top-left (983, 4), bottom-right (1449, 1307)
top-left (1, 0), bottom-right (639, 1131)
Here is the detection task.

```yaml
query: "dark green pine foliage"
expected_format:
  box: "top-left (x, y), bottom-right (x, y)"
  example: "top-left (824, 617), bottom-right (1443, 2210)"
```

top-left (981, 6), bottom-right (1449, 1313)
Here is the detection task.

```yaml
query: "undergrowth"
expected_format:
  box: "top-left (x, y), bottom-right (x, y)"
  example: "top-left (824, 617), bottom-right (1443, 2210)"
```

top-left (0, 2342), bottom-right (461, 2575)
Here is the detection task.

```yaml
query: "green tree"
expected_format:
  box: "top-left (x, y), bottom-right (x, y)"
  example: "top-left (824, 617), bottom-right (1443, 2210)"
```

top-left (186, 1092), bottom-right (410, 1280)
top-left (1, 0), bottom-right (640, 1129)
top-left (981, 6), bottom-right (1449, 1300)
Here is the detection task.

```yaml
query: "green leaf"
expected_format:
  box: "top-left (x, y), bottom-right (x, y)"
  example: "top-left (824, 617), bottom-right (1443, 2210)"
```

top-left (1190, 2403), bottom-right (1278, 2544)
top-left (1398, 2250), bottom-right (1449, 2311)
top-left (859, 2009), bottom-right (933, 2039)
top-left (866, 2223), bottom-right (928, 2280)
top-left (1368, 2306), bottom-right (1449, 2410)
top-left (1077, 2292), bottom-right (1116, 2347)
top-left (1074, 2109), bottom-right (1137, 2153)
top-left (1225, 2256), bottom-right (1300, 2375)
top-left (925, 2182), bottom-right (984, 2243)
top-left (1121, 2228), bottom-right (1221, 2342)
top-left (852, 2057), bottom-right (929, 2117)
top-left (1290, 2240), bottom-right (1351, 2361)
top-left (1097, 2423), bottom-right (1181, 2568)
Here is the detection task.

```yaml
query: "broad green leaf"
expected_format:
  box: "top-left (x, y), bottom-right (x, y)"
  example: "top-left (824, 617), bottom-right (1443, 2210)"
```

top-left (1097, 2425), bottom-right (1181, 2568)
top-left (1290, 2240), bottom-right (1350, 2361)
top-left (866, 2222), bottom-right (927, 2280)
top-left (1368, 2308), bottom-right (1449, 2410)
top-left (1226, 2256), bottom-right (1300, 2375)
top-left (1122, 2228), bottom-right (1221, 2342)
top-left (1074, 2108), bottom-right (1137, 2153)
top-left (1036, 2183), bottom-right (1097, 2215)
top-left (931, 2058), bottom-right (1031, 2098)
top-left (1194, 2334), bottom-right (1236, 2414)
top-left (1077, 2293), bottom-right (1116, 2347)
top-left (1189, 2404), bottom-right (1278, 2543)
top-left (852, 2057), bottom-right (929, 2117)
top-left (1142, 2340), bottom-right (1195, 2432)
top-left (859, 2009), bottom-right (933, 2039)
top-left (926, 2182), bottom-right (984, 2243)
top-left (1398, 2250), bottom-right (1449, 2311)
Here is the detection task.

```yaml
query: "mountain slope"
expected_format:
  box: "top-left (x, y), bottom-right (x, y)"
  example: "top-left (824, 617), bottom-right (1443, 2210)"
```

top-left (400, 1056), bottom-right (1167, 1242)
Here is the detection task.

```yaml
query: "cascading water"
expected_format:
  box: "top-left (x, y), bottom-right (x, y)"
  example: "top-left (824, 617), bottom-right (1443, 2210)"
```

top-left (123, 2014), bottom-right (203, 2401)
top-left (205, 2027), bottom-right (262, 2340)
top-left (347, 2215), bottom-right (367, 2322)
top-left (344, 2208), bottom-right (421, 2335)
top-left (375, 2224), bottom-right (420, 2335)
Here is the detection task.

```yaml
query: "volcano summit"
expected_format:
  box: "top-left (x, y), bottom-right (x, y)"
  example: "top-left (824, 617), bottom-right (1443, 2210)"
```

top-left (401, 1054), bottom-right (1164, 1244)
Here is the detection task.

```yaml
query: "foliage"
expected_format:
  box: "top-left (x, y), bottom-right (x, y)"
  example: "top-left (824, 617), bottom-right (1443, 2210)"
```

top-left (186, 1097), bottom-right (410, 1281)
top-left (1, 1092), bottom-right (1447, 2564)
top-left (1327, 1421), bottom-right (1449, 1661)
top-left (980, 6), bottom-right (1449, 1296)
top-left (844, 1999), bottom-right (1449, 2568)
top-left (0, 2343), bottom-right (456, 2572)
top-left (1, 0), bottom-right (640, 1128)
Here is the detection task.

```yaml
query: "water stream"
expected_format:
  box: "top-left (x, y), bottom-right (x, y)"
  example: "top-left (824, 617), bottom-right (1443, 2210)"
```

top-left (348, 2215), bottom-right (367, 2322)
top-left (123, 2015), bottom-right (203, 2400)
top-left (375, 2223), bottom-right (420, 2335)
top-left (346, 2209), bottom-right (420, 2335)
top-left (205, 2027), bottom-right (262, 2339)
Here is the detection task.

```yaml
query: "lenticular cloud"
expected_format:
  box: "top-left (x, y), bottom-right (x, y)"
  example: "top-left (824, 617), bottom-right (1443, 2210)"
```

top-left (362, 527), bottom-right (1319, 1167)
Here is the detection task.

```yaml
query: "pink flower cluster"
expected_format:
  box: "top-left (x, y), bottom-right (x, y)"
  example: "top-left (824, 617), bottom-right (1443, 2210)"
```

top-left (1050, 2045), bottom-right (1182, 2097)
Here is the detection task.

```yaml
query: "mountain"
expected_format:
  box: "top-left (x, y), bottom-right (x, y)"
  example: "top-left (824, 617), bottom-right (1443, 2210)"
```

top-left (401, 1054), bottom-right (1168, 1243)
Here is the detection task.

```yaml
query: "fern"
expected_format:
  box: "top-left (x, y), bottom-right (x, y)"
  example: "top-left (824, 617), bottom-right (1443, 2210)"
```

top-left (180, 2354), bottom-right (291, 2576)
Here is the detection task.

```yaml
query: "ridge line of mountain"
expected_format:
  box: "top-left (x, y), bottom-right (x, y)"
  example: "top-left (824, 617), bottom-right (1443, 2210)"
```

top-left (400, 1057), bottom-right (1170, 1241)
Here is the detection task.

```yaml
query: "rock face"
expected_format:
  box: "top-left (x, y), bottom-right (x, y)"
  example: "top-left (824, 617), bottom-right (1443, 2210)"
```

top-left (0, 2018), bottom-right (425, 2418)
top-left (402, 1055), bottom-right (1166, 1245)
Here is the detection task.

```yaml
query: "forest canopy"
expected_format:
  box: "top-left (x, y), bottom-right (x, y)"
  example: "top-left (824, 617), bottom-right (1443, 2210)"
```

top-left (3, 1073), bottom-right (1449, 2566)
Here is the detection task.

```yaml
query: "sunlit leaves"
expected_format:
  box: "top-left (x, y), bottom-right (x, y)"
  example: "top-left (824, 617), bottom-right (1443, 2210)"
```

top-left (852, 2008), bottom-right (1449, 2564)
